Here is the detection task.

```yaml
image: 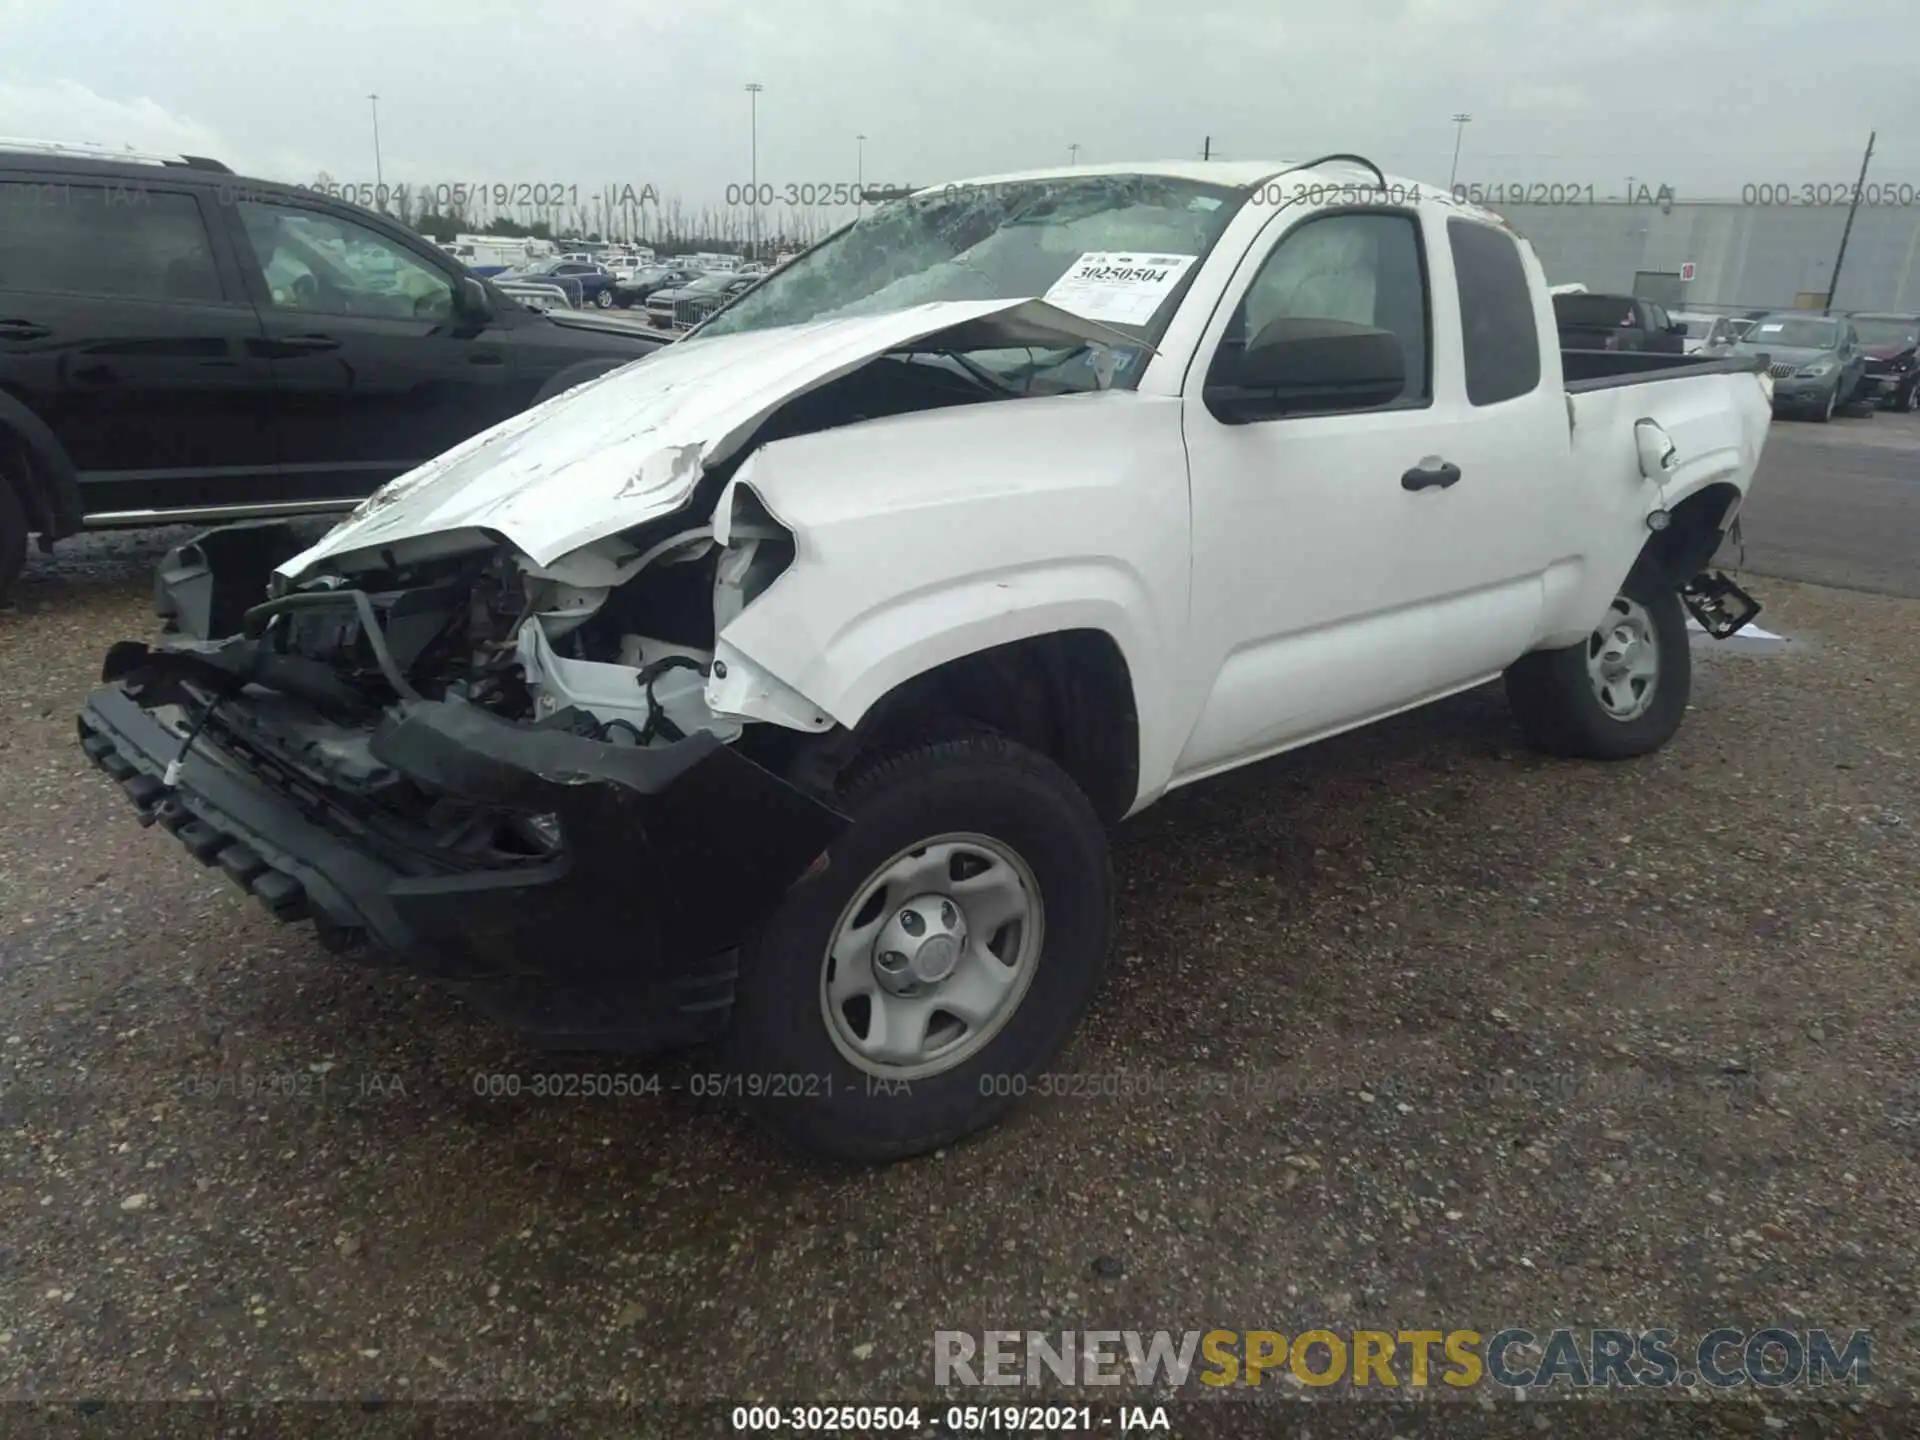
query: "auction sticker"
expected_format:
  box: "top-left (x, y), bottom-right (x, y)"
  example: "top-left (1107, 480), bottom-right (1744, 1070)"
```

top-left (1043, 252), bottom-right (1197, 325)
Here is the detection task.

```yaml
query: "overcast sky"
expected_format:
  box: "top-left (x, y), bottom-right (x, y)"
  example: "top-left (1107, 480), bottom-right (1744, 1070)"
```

top-left (3, 0), bottom-right (1917, 209)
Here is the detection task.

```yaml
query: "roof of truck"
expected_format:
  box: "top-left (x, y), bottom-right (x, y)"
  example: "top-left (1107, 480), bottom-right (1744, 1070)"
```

top-left (915, 159), bottom-right (1504, 224)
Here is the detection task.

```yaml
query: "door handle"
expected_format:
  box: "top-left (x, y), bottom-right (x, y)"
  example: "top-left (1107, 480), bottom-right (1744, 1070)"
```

top-left (276, 333), bottom-right (341, 352)
top-left (1401, 462), bottom-right (1462, 492)
top-left (0, 319), bottom-right (51, 340)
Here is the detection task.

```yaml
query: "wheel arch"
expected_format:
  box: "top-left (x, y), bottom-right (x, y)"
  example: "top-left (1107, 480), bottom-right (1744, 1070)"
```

top-left (0, 389), bottom-right (84, 538)
top-left (756, 623), bottom-right (1144, 828)
top-left (1637, 479), bottom-right (1744, 586)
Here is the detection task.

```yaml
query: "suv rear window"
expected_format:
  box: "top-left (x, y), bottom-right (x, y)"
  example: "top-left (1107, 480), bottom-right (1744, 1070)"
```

top-left (0, 183), bottom-right (222, 302)
top-left (1449, 219), bottom-right (1541, 406)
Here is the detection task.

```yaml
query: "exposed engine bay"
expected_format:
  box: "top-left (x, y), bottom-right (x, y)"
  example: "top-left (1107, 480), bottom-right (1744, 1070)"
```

top-left (257, 508), bottom-right (799, 749)
top-left (152, 346), bottom-right (1037, 734)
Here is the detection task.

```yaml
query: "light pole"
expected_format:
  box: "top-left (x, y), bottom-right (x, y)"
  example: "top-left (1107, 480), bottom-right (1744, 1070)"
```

top-left (856, 133), bottom-right (866, 205)
top-left (367, 94), bottom-right (383, 201)
top-left (1068, 143), bottom-right (1080, 166)
top-left (745, 81), bottom-right (764, 259)
top-left (1447, 112), bottom-right (1471, 191)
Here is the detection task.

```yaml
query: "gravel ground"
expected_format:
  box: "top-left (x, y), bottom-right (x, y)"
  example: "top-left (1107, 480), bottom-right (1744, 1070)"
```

top-left (2, 522), bottom-right (1917, 1435)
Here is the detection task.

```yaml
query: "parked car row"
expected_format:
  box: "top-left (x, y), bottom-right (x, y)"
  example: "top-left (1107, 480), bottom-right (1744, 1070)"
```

top-left (1552, 288), bottom-right (1920, 419)
top-left (490, 257), bottom-right (624, 309)
top-left (644, 270), bottom-right (760, 330)
top-left (0, 140), bottom-right (670, 596)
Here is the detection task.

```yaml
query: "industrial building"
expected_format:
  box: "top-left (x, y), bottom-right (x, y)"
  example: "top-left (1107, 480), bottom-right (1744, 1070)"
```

top-left (1495, 199), bottom-right (1920, 314)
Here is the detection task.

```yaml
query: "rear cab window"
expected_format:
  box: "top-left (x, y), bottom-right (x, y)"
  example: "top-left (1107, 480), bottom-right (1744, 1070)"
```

top-left (0, 179), bottom-right (224, 302)
top-left (1448, 218), bottom-right (1541, 406)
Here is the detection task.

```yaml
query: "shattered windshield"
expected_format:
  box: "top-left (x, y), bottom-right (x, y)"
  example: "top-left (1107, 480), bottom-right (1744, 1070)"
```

top-left (695, 175), bottom-right (1246, 354)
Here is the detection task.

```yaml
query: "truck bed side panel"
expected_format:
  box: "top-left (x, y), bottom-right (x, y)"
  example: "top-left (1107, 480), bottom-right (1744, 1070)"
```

top-left (1542, 367), bottom-right (1772, 648)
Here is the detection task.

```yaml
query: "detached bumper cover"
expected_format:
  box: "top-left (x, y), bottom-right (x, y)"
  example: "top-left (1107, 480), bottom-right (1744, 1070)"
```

top-left (78, 656), bottom-right (847, 1046)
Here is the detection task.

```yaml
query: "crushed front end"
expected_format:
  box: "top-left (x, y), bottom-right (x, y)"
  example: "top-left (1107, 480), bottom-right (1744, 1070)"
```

top-left (79, 519), bottom-right (845, 1048)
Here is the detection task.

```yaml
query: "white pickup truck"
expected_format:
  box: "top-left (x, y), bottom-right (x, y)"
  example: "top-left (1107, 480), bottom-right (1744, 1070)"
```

top-left (80, 158), bottom-right (1772, 1161)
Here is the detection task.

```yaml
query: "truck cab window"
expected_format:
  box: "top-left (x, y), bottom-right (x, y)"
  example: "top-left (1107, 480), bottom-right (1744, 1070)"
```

top-left (1448, 218), bottom-right (1542, 406)
top-left (236, 201), bottom-right (454, 321)
top-left (1220, 211), bottom-right (1429, 405)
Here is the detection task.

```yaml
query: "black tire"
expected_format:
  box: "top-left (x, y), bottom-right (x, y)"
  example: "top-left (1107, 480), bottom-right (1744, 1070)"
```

top-left (1814, 385), bottom-right (1836, 423)
top-left (593, 288), bottom-right (614, 309)
top-left (1503, 566), bottom-right (1692, 761)
top-left (727, 731), bottom-right (1113, 1162)
top-left (0, 478), bottom-right (27, 603)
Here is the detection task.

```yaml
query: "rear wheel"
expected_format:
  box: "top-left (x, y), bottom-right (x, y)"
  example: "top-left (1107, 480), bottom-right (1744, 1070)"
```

top-left (0, 477), bottom-right (27, 603)
top-left (1504, 566), bottom-right (1691, 761)
top-left (594, 288), bottom-right (614, 309)
top-left (727, 731), bottom-right (1113, 1162)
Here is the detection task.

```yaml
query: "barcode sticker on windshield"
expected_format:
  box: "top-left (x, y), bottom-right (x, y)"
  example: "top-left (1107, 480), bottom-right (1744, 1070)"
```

top-left (1042, 252), bottom-right (1198, 325)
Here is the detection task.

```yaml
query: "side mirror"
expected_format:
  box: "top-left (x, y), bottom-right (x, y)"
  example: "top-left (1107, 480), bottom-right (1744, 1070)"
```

top-left (1668, 322), bottom-right (1688, 336)
top-left (1206, 317), bottom-right (1407, 422)
top-left (455, 275), bottom-right (494, 325)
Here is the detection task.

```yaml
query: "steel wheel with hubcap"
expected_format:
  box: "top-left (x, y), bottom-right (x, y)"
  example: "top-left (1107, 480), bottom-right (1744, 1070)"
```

top-left (1585, 595), bottom-right (1660, 723)
top-left (821, 833), bottom-right (1043, 1080)
top-left (727, 730), bottom-right (1113, 1161)
top-left (1504, 565), bottom-right (1691, 760)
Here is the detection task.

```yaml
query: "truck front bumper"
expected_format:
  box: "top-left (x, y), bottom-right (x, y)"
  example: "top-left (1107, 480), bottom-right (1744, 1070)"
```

top-left (78, 654), bottom-right (847, 1049)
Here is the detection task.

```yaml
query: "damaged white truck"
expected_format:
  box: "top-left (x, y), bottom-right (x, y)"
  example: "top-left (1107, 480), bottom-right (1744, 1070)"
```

top-left (79, 159), bottom-right (1772, 1160)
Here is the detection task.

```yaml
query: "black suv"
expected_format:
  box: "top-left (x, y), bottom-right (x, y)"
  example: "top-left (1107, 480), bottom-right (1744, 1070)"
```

top-left (0, 142), bottom-right (670, 597)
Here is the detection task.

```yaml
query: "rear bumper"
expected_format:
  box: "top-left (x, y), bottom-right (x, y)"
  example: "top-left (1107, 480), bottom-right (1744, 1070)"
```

top-left (78, 658), bottom-right (847, 1048)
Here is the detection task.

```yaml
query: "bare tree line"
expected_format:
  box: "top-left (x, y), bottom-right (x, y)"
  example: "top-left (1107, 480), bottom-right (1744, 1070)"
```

top-left (316, 172), bottom-right (854, 251)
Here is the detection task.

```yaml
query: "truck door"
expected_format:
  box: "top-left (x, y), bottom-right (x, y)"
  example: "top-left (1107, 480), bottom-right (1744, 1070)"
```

top-left (1172, 204), bottom-right (1562, 781)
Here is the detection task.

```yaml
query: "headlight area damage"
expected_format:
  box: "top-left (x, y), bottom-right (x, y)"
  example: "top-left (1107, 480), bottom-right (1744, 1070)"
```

top-left (80, 590), bottom-right (846, 1047)
top-left (76, 298), bottom-right (1134, 1047)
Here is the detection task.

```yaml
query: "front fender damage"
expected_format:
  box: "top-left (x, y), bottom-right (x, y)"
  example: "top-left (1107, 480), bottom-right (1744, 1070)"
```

top-left (367, 698), bottom-right (847, 984)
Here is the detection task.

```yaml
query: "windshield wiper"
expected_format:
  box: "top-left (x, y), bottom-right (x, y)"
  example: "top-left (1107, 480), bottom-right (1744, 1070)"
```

top-left (899, 350), bottom-right (1025, 398)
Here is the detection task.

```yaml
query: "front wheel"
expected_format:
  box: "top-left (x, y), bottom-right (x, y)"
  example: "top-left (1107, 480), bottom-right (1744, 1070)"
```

top-left (1815, 385), bottom-right (1837, 422)
top-left (1504, 567), bottom-right (1692, 761)
top-left (593, 287), bottom-right (614, 309)
top-left (727, 732), bottom-right (1114, 1162)
top-left (0, 478), bottom-right (26, 602)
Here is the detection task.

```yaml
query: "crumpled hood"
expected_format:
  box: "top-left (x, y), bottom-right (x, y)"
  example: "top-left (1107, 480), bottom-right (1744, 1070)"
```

top-left (278, 298), bottom-right (1133, 581)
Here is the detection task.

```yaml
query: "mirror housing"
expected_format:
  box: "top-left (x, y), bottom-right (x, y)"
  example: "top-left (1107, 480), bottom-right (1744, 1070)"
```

top-left (1206, 317), bottom-right (1407, 422)
top-left (455, 275), bottom-right (494, 325)
top-left (1667, 322), bottom-right (1688, 336)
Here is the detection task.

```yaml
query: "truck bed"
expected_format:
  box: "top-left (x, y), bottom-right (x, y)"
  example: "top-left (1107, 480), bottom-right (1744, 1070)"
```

top-left (1562, 350), bottom-right (1767, 390)
top-left (1533, 352), bottom-right (1772, 650)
